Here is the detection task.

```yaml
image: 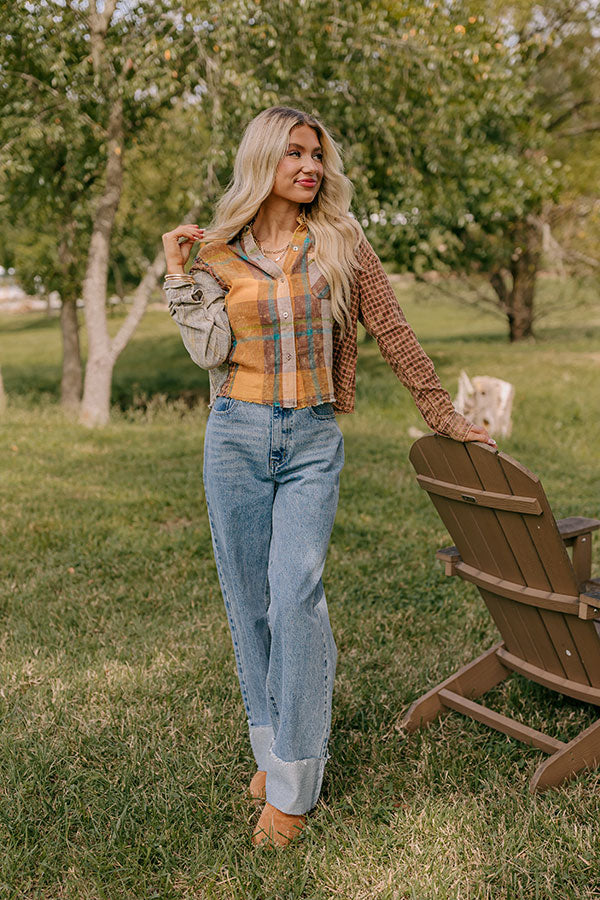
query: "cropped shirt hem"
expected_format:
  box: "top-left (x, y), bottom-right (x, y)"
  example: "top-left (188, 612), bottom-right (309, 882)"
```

top-left (217, 388), bottom-right (337, 410)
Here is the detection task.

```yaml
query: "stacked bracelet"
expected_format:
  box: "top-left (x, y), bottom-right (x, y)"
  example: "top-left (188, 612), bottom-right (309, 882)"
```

top-left (164, 273), bottom-right (194, 286)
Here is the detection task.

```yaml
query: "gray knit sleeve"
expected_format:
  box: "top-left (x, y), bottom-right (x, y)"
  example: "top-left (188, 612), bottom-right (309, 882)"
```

top-left (165, 270), bottom-right (231, 370)
top-left (164, 271), bottom-right (231, 406)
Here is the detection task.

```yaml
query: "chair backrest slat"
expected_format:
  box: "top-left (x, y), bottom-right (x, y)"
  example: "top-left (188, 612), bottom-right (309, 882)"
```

top-left (414, 438), bottom-right (527, 583)
top-left (497, 454), bottom-right (578, 596)
top-left (410, 440), bottom-right (487, 572)
top-left (411, 439), bottom-right (520, 581)
top-left (480, 590), bottom-right (536, 663)
top-left (566, 618), bottom-right (600, 688)
top-left (464, 444), bottom-right (553, 592)
top-left (540, 609), bottom-right (591, 684)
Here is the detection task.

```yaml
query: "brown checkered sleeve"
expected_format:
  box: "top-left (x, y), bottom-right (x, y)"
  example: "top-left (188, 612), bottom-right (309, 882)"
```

top-left (356, 240), bottom-right (473, 441)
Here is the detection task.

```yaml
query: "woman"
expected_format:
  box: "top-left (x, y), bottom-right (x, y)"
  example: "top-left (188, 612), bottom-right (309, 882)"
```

top-left (162, 106), bottom-right (494, 848)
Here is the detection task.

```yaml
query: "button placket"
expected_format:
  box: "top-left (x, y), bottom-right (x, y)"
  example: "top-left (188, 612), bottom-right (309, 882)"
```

top-left (276, 271), bottom-right (296, 406)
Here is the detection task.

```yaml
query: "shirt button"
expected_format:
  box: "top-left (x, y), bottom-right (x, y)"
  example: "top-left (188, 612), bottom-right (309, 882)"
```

top-left (292, 246), bottom-right (299, 251)
top-left (286, 353), bottom-right (292, 361)
top-left (283, 312), bottom-right (289, 319)
top-left (279, 278), bottom-right (285, 284)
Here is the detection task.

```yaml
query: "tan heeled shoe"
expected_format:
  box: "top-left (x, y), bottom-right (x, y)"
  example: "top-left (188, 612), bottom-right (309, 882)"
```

top-left (249, 770), bottom-right (266, 801)
top-left (252, 801), bottom-right (306, 847)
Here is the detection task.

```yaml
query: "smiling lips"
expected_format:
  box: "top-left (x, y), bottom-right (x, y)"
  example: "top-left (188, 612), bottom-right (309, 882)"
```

top-left (296, 179), bottom-right (317, 187)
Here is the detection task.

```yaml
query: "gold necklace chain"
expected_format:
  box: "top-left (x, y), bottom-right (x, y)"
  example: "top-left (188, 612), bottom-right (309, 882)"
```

top-left (251, 224), bottom-right (290, 257)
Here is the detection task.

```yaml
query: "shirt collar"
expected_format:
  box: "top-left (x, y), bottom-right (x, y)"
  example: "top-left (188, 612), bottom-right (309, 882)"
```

top-left (232, 215), bottom-right (310, 277)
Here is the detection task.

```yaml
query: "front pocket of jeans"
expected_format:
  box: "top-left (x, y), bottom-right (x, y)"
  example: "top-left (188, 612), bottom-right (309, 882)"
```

top-left (212, 396), bottom-right (239, 414)
top-left (309, 403), bottom-right (335, 420)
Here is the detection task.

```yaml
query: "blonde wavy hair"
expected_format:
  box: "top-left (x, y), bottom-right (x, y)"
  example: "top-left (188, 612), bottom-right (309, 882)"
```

top-left (204, 106), bottom-right (363, 332)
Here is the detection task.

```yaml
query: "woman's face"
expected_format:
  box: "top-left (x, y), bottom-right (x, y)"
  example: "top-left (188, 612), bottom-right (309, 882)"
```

top-left (270, 124), bottom-right (324, 205)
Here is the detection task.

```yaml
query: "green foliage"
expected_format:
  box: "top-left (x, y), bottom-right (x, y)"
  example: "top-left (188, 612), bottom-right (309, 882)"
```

top-left (0, 1), bottom-right (569, 290)
top-left (2, 0), bottom-right (598, 325)
top-left (0, 0), bottom-right (206, 297)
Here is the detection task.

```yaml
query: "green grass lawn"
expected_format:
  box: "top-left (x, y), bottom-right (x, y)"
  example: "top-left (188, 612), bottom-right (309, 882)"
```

top-left (1, 284), bottom-right (599, 899)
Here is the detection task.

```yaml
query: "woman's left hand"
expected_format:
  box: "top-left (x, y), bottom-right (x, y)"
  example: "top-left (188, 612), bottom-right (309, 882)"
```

top-left (465, 424), bottom-right (497, 448)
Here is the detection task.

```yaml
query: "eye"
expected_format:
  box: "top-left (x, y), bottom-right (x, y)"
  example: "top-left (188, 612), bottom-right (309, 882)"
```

top-left (314, 152), bottom-right (323, 161)
top-left (287, 149), bottom-right (301, 157)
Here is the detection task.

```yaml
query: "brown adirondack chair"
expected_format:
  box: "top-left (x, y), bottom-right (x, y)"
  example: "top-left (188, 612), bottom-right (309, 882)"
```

top-left (402, 434), bottom-right (600, 792)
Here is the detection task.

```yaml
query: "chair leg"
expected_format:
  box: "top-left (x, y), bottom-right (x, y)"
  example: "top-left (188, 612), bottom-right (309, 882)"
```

top-left (401, 642), bottom-right (510, 732)
top-left (530, 716), bottom-right (600, 792)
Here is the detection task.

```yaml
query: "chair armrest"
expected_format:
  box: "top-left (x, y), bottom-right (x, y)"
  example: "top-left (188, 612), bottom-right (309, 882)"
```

top-left (557, 517), bottom-right (600, 540)
top-left (436, 545), bottom-right (462, 576)
top-left (578, 587), bottom-right (600, 620)
top-left (557, 518), bottom-right (600, 586)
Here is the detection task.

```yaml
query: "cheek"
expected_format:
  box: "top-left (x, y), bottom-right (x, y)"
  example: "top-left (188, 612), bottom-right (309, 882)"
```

top-left (275, 159), bottom-right (297, 183)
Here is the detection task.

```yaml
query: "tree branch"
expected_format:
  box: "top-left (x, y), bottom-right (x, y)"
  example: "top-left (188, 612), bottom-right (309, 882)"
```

top-left (4, 70), bottom-right (107, 136)
top-left (89, 0), bottom-right (118, 77)
top-left (548, 99), bottom-right (594, 132)
top-left (556, 121), bottom-right (600, 137)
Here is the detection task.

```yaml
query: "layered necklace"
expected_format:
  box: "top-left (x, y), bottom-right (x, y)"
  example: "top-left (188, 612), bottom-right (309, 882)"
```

top-left (251, 224), bottom-right (291, 263)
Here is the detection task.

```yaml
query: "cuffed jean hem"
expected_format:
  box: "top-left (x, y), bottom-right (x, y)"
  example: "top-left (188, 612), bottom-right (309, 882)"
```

top-left (249, 724), bottom-right (274, 771)
top-left (266, 748), bottom-right (329, 815)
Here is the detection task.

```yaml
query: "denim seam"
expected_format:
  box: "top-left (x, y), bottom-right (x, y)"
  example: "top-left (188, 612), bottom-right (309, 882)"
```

top-left (315, 596), bottom-right (333, 760)
top-left (203, 492), bottom-right (253, 718)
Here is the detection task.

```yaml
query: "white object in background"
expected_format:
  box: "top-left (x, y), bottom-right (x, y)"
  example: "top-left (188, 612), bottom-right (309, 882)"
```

top-left (455, 370), bottom-right (514, 439)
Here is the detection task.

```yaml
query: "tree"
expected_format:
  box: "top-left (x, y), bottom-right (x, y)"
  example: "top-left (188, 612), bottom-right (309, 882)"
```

top-left (482, 0), bottom-right (600, 337)
top-left (345, 0), bottom-right (562, 340)
top-left (375, 0), bottom-right (600, 340)
top-left (1, 0), bottom-right (208, 424)
top-left (0, 7), bottom-right (99, 405)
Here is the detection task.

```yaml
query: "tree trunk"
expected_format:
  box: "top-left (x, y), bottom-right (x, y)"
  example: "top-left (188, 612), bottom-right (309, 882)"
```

top-left (79, 97), bottom-right (124, 427)
top-left (489, 220), bottom-right (541, 342)
top-left (80, 141), bottom-right (201, 427)
top-left (79, 353), bottom-right (114, 428)
top-left (60, 296), bottom-right (82, 408)
top-left (507, 221), bottom-right (541, 342)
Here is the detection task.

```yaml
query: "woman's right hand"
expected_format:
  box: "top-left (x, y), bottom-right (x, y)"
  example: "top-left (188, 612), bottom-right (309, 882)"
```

top-left (162, 223), bottom-right (205, 274)
top-left (465, 424), bottom-right (497, 448)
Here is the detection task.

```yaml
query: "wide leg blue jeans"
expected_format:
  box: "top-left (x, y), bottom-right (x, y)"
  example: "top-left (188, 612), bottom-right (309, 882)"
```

top-left (203, 397), bottom-right (344, 815)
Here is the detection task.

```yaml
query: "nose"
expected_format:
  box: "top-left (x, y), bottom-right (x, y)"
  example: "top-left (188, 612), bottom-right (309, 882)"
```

top-left (301, 160), bottom-right (318, 176)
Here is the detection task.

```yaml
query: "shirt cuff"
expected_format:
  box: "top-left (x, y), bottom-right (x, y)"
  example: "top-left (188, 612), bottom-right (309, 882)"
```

top-left (437, 410), bottom-right (474, 442)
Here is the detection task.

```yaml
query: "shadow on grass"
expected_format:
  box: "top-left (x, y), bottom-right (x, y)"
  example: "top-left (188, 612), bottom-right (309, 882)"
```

top-left (3, 323), bottom-right (211, 409)
top-left (533, 321), bottom-right (600, 343)
top-left (425, 320), bottom-right (600, 347)
top-left (113, 333), bottom-right (211, 410)
top-left (0, 313), bottom-right (62, 333)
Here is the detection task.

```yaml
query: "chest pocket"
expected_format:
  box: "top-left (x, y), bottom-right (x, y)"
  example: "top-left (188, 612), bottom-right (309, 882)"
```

top-left (307, 257), bottom-right (330, 299)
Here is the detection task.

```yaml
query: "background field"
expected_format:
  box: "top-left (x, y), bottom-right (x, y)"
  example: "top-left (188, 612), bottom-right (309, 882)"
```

top-left (1, 283), bottom-right (599, 899)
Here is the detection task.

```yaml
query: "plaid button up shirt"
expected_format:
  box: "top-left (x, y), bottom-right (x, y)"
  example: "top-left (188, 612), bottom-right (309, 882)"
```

top-left (191, 220), bottom-right (334, 409)
top-left (169, 225), bottom-right (472, 441)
